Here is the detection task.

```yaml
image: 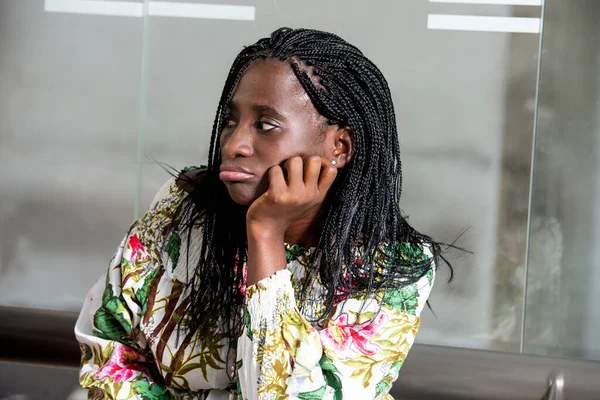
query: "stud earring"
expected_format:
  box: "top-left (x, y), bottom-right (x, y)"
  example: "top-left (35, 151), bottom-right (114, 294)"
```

top-left (331, 160), bottom-right (337, 165)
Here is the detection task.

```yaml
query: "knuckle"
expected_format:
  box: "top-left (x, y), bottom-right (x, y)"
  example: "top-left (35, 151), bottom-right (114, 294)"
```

top-left (272, 193), bottom-right (284, 204)
top-left (285, 157), bottom-right (299, 169)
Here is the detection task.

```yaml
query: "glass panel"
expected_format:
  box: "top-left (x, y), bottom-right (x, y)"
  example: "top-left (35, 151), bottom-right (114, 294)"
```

top-left (524, 0), bottom-right (600, 359)
top-left (138, 14), bottom-right (248, 207)
top-left (138, 0), bottom-right (542, 351)
top-left (0, 0), bottom-right (144, 310)
top-left (414, 4), bottom-right (542, 352)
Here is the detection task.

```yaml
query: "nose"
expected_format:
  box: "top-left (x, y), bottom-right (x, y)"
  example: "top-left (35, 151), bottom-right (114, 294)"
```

top-left (220, 123), bottom-right (254, 159)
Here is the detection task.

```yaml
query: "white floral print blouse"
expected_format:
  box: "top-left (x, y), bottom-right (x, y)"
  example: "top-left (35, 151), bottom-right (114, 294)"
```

top-left (75, 177), bottom-right (435, 400)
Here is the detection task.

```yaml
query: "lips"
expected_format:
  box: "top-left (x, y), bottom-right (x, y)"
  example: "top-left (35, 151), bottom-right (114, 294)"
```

top-left (219, 164), bottom-right (254, 182)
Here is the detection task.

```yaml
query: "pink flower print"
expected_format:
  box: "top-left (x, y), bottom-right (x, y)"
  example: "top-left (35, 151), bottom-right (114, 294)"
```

top-left (233, 256), bottom-right (248, 296)
top-left (320, 311), bottom-right (387, 356)
top-left (128, 234), bottom-right (147, 261)
top-left (334, 292), bottom-right (349, 304)
top-left (333, 274), bottom-right (357, 304)
top-left (239, 265), bottom-right (248, 296)
top-left (95, 343), bottom-right (148, 382)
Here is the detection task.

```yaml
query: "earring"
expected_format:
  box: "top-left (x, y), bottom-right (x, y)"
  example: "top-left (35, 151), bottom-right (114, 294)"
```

top-left (331, 160), bottom-right (337, 165)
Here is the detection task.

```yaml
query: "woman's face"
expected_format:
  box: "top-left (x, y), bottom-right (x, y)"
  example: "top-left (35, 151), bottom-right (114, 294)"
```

top-left (219, 59), bottom-right (331, 206)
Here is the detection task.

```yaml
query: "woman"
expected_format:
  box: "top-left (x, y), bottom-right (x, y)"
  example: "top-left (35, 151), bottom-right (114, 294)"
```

top-left (75, 27), bottom-right (445, 400)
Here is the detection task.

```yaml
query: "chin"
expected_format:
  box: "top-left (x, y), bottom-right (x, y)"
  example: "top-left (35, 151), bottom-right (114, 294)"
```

top-left (224, 184), bottom-right (259, 206)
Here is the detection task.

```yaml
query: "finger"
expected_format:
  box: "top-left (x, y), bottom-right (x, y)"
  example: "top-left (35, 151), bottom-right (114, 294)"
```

top-left (317, 158), bottom-right (338, 191)
top-left (284, 156), bottom-right (304, 190)
top-left (268, 165), bottom-right (287, 195)
top-left (303, 155), bottom-right (323, 188)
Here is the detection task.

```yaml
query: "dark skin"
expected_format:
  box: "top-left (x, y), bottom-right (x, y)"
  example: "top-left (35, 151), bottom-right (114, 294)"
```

top-left (218, 59), bottom-right (353, 285)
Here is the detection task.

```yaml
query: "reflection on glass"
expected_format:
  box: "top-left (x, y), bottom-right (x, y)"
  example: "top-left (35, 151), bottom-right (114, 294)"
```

top-left (0, 0), bottom-right (143, 309)
top-left (524, 0), bottom-right (600, 360)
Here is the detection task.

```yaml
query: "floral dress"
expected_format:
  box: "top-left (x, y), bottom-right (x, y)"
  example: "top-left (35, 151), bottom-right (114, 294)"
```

top-left (75, 177), bottom-right (435, 400)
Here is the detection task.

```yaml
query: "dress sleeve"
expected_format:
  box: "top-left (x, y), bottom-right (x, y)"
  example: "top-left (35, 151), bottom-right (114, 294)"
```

top-left (235, 250), bottom-right (435, 400)
top-left (75, 179), bottom-right (179, 400)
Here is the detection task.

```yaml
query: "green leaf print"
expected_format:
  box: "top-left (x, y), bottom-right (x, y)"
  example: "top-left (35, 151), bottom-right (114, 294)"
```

top-left (164, 232), bottom-right (181, 269)
top-left (180, 330), bottom-right (226, 381)
top-left (383, 284), bottom-right (419, 315)
top-left (382, 242), bottom-right (431, 278)
top-left (389, 360), bottom-right (403, 375)
top-left (298, 385), bottom-right (327, 400)
top-left (375, 361), bottom-right (404, 397)
top-left (426, 268), bottom-right (434, 285)
top-left (101, 273), bottom-right (114, 304)
top-left (93, 307), bottom-right (131, 345)
top-left (243, 306), bottom-right (253, 340)
top-left (286, 244), bottom-right (306, 262)
top-left (374, 376), bottom-right (392, 397)
top-left (175, 362), bottom-right (202, 376)
top-left (136, 265), bottom-right (162, 315)
top-left (181, 165), bottom-right (206, 173)
top-left (132, 381), bottom-right (172, 400)
top-left (104, 296), bottom-right (133, 332)
top-left (94, 274), bottom-right (134, 343)
top-left (319, 355), bottom-right (343, 400)
top-left (159, 361), bottom-right (174, 374)
top-left (399, 242), bottom-right (424, 258)
top-left (319, 355), bottom-right (340, 374)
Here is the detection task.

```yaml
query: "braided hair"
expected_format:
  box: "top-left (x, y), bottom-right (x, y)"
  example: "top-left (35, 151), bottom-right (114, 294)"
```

top-left (170, 27), bottom-right (450, 347)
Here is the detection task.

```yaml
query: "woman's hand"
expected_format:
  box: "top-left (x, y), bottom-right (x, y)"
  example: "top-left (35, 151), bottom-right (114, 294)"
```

top-left (246, 155), bottom-right (337, 236)
top-left (244, 155), bottom-right (337, 286)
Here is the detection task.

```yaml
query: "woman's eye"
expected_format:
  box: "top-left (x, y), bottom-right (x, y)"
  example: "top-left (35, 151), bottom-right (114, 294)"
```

top-left (256, 120), bottom-right (277, 132)
top-left (223, 114), bottom-right (237, 127)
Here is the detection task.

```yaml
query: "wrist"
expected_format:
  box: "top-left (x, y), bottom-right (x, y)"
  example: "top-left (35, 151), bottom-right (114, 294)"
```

top-left (245, 222), bottom-right (287, 287)
top-left (246, 220), bottom-right (286, 241)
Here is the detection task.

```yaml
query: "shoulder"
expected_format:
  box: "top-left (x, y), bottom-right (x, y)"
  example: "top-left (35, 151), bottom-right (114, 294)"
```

top-left (394, 241), bottom-right (436, 291)
top-left (147, 166), bottom-right (209, 221)
top-left (377, 241), bottom-right (436, 316)
top-left (175, 166), bottom-right (209, 194)
top-left (377, 241), bottom-right (435, 273)
top-left (137, 167), bottom-right (208, 256)
top-left (140, 168), bottom-right (209, 282)
top-left (122, 177), bottom-right (188, 270)
top-left (148, 176), bottom-right (182, 209)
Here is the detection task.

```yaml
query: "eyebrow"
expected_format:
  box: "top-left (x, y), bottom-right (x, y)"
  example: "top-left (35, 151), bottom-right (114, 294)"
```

top-left (227, 101), bottom-right (286, 121)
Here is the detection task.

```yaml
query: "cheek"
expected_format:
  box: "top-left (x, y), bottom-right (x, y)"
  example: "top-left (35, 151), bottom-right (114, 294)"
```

top-left (261, 133), bottom-right (325, 165)
top-left (218, 131), bottom-right (227, 153)
top-left (256, 141), bottom-right (293, 166)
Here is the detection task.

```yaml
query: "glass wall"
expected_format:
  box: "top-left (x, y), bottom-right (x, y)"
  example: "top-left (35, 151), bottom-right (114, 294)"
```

top-left (524, 0), bottom-right (600, 360)
top-left (0, 0), bottom-right (143, 310)
top-left (0, 0), bottom-right (598, 362)
top-left (138, 0), bottom-right (543, 354)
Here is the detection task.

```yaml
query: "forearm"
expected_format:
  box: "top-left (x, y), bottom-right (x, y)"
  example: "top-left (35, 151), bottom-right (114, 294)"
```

top-left (246, 222), bottom-right (287, 286)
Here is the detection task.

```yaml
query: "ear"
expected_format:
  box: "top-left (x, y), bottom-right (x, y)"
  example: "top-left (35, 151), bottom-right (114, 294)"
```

top-left (324, 125), bottom-right (354, 168)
